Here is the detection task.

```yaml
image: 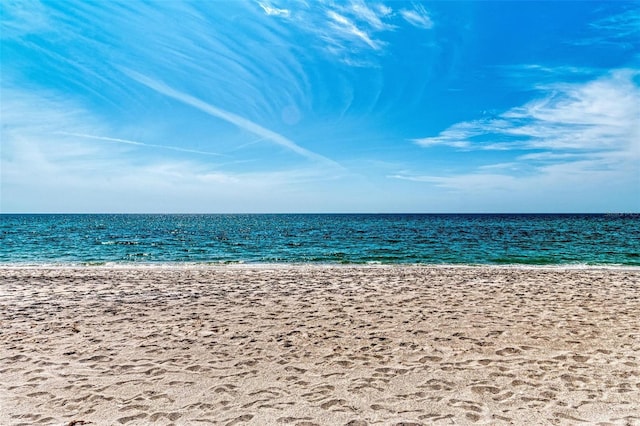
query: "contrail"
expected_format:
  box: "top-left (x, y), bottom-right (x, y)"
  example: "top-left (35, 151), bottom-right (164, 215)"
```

top-left (58, 132), bottom-right (223, 157)
top-left (122, 68), bottom-right (341, 168)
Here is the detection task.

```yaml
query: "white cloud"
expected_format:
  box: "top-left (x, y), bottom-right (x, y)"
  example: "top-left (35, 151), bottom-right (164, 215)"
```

top-left (260, 0), bottom-right (429, 67)
top-left (413, 138), bottom-right (471, 149)
top-left (400, 69), bottom-right (640, 211)
top-left (327, 10), bottom-right (383, 50)
top-left (258, 2), bottom-right (290, 18)
top-left (375, 4), bottom-right (393, 18)
top-left (412, 129), bottom-right (472, 149)
top-left (400, 5), bottom-right (433, 29)
top-left (349, 0), bottom-right (394, 31)
top-left (413, 69), bottom-right (640, 155)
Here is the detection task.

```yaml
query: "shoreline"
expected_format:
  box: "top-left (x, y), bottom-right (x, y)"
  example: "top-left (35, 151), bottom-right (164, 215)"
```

top-left (2, 266), bottom-right (639, 425)
top-left (2, 262), bottom-right (639, 271)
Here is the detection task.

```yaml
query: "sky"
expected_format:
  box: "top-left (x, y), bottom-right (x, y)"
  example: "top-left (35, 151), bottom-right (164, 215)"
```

top-left (1, 0), bottom-right (639, 213)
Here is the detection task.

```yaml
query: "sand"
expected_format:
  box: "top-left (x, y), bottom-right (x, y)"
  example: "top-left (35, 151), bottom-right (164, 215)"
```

top-left (1, 265), bottom-right (639, 426)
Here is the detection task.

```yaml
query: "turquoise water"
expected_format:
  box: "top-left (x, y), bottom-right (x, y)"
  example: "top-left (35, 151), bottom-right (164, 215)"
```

top-left (0, 214), bottom-right (638, 266)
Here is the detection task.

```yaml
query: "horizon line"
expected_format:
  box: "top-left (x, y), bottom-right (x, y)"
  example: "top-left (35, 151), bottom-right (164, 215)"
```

top-left (1, 212), bottom-right (638, 216)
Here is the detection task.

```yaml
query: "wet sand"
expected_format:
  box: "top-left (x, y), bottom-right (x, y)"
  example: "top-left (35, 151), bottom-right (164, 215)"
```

top-left (1, 266), bottom-right (639, 425)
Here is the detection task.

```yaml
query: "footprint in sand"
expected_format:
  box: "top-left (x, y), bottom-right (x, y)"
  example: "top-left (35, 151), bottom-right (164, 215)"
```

top-left (212, 383), bottom-right (238, 395)
top-left (149, 412), bottom-right (182, 422)
top-left (117, 413), bottom-right (147, 424)
top-left (301, 384), bottom-right (335, 403)
top-left (471, 385), bottom-right (501, 395)
top-left (277, 416), bottom-right (314, 424)
top-left (418, 355), bottom-right (442, 363)
top-left (492, 391), bottom-right (515, 402)
top-left (320, 398), bottom-right (348, 410)
top-left (496, 347), bottom-right (521, 356)
top-left (572, 355), bottom-right (589, 363)
top-left (223, 414), bottom-right (254, 426)
top-left (78, 355), bottom-right (111, 363)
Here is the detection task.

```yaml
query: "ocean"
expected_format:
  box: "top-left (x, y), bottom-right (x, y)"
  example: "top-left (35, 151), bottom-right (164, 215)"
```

top-left (1, 214), bottom-right (638, 266)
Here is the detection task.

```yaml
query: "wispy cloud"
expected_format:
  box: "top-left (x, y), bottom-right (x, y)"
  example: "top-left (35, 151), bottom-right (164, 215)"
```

top-left (578, 5), bottom-right (640, 50)
top-left (1, 89), bottom-right (133, 197)
top-left (412, 126), bottom-right (474, 149)
top-left (0, 88), bottom-right (346, 212)
top-left (327, 10), bottom-right (382, 50)
top-left (348, 0), bottom-right (394, 32)
top-left (390, 172), bottom-right (520, 189)
top-left (400, 69), bottom-right (640, 210)
top-left (413, 69), bottom-right (640, 155)
top-left (256, 1), bottom-right (433, 66)
top-left (123, 69), bottom-right (341, 167)
top-left (400, 5), bottom-right (433, 29)
top-left (0, 0), bottom-right (50, 38)
top-left (4, 0), bottom-right (314, 126)
top-left (258, 2), bottom-right (290, 18)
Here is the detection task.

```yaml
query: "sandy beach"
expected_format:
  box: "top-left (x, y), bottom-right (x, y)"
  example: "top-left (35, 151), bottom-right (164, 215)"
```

top-left (1, 266), bottom-right (639, 425)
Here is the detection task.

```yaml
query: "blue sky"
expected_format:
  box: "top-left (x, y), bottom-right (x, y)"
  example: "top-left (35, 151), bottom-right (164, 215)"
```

top-left (1, 0), bottom-right (639, 212)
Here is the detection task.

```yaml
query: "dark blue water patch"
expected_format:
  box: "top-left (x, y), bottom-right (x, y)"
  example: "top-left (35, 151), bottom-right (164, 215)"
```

top-left (0, 213), bottom-right (638, 266)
